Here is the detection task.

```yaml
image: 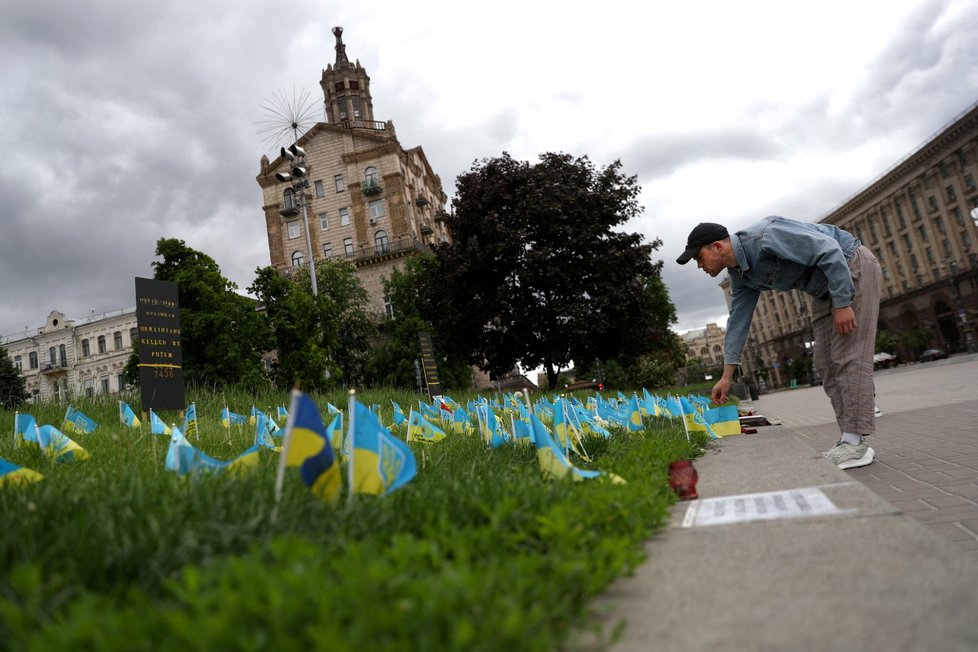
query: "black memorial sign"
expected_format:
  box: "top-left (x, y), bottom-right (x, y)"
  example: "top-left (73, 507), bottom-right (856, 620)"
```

top-left (417, 331), bottom-right (442, 398)
top-left (135, 277), bottom-right (185, 410)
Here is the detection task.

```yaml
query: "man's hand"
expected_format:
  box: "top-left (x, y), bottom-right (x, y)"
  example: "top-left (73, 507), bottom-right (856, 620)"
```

top-left (711, 377), bottom-right (731, 405)
top-left (833, 306), bottom-right (857, 335)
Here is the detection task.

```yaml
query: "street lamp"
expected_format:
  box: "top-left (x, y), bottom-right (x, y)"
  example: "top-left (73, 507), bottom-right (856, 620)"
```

top-left (276, 143), bottom-right (318, 296)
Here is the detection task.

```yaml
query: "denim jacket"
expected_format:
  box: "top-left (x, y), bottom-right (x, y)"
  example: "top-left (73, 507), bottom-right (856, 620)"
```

top-left (724, 216), bottom-right (860, 365)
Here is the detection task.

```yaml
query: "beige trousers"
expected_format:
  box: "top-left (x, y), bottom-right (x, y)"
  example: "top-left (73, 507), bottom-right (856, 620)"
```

top-left (811, 245), bottom-right (882, 436)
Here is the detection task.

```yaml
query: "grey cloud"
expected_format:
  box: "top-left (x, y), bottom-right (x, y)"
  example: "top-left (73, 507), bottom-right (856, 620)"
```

top-left (622, 128), bottom-right (782, 180)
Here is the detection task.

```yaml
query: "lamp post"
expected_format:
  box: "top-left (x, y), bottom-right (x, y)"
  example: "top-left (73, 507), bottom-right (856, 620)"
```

top-left (276, 144), bottom-right (318, 296)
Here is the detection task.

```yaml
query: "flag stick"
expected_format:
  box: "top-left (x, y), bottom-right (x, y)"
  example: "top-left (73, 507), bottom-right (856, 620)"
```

top-left (271, 389), bottom-right (300, 525)
top-left (347, 389), bottom-right (356, 505)
top-left (676, 395), bottom-right (691, 443)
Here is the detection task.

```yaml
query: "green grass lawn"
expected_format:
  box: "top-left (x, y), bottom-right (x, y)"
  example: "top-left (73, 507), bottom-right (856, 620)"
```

top-left (0, 387), bottom-right (705, 651)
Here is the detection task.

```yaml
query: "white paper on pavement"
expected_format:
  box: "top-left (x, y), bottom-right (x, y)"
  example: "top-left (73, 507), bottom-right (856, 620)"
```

top-left (682, 487), bottom-right (841, 528)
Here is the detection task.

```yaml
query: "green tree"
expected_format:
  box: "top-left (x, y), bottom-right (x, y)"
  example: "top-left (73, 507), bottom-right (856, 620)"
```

top-left (249, 259), bottom-right (376, 391)
top-left (429, 152), bottom-right (676, 389)
top-left (0, 346), bottom-right (29, 409)
top-left (368, 256), bottom-right (471, 391)
top-left (152, 238), bottom-right (270, 388)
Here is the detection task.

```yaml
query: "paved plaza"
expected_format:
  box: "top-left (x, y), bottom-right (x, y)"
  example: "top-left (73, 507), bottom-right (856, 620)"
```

top-left (749, 352), bottom-right (978, 556)
top-left (584, 353), bottom-right (978, 651)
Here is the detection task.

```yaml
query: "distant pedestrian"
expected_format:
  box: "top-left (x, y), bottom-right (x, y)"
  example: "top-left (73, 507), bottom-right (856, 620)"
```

top-left (676, 216), bottom-right (882, 469)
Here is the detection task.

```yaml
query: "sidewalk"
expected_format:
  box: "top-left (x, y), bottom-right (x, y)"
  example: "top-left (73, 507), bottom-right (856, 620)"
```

top-left (584, 355), bottom-right (978, 651)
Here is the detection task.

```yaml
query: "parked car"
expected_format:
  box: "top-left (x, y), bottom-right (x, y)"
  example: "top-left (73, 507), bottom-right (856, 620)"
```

top-left (919, 348), bottom-right (949, 363)
top-left (873, 352), bottom-right (896, 368)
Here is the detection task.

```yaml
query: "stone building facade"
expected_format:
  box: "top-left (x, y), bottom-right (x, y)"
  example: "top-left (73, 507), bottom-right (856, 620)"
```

top-left (2, 309), bottom-right (137, 403)
top-left (256, 27), bottom-right (451, 317)
top-left (722, 100), bottom-right (978, 389)
top-left (680, 322), bottom-right (726, 367)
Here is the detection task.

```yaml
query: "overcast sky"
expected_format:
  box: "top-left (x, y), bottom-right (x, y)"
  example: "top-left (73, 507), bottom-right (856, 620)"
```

top-left (2, 0), bottom-right (977, 344)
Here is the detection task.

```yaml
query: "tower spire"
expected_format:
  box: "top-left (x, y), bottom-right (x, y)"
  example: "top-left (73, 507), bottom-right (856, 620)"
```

top-left (333, 26), bottom-right (349, 66)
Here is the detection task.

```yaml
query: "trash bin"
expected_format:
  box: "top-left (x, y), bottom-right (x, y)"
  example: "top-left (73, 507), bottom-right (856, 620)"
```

top-left (790, 379), bottom-right (798, 389)
top-left (748, 384), bottom-right (759, 401)
top-left (730, 382), bottom-right (749, 400)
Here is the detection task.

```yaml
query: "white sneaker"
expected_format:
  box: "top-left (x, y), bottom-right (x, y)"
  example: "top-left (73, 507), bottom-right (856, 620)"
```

top-left (874, 406), bottom-right (883, 418)
top-left (822, 441), bottom-right (875, 470)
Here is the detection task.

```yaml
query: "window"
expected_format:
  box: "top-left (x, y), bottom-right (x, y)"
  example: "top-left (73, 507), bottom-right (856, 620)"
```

top-left (340, 207), bottom-right (350, 226)
top-left (868, 222), bottom-right (879, 242)
top-left (84, 378), bottom-right (94, 398)
top-left (117, 373), bottom-right (125, 391)
top-left (953, 207), bottom-right (964, 226)
top-left (966, 173), bottom-right (976, 192)
top-left (963, 231), bottom-right (972, 251)
top-left (319, 212), bottom-right (329, 229)
top-left (334, 175), bottom-right (345, 192)
top-left (351, 96), bottom-right (362, 118)
top-left (315, 180), bottom-right (325, 198)
top-left (343, 237), bottom-right (354, 256)
top-left (283, 188), bottom-right (296, 210)
top-left (130, 327), bottom-right (137, 344)
top-left (59, 344), bottom-right (67, 367)
top-left (98, 335), bottom-right (106, 353)
top-left (384, 294), bottom-right (395, 320)
top-left (928, 195), bottom-right (938, 211)
top-left (82, 339), bottom-right (90, 357)
top-left (29, 352), bottom-right (38, 369)
top-left (114, 331), bottom-right (123, 350)
top-left (287, 221), bottom-right (301, 239)
top-left (49, 347), bottom-right (56, 366)
top-left (364, 166), bottom-right (379, 186)
top-left (374, 230), bottom-right (390, 254)
top-left (943, 239), bottom-right (953, 258)
top-left (917, 226), bottom-right (928, 243)
top-left (337, 95), bottom-right (347, 119)
top-left (946, 185), bottom-right (957, 203)
top-left (100, 378), bottom-right (110, 395)
top-left (895, 203), bottom-right (906, 230)
top-left (936, 217), bottom-right (946, 235)
top-left (368, 199), bottom-right (385, 222)
top-left (911, 196), bottom-right (922, 220)
top-left (880, 208), bottom-right (891, 236)
top-left (292, 251), bottom-right (305, 266)
top-left (323, 242), bottom-right (332, 258)
top-left (13, 355), bottom-right (21, 370)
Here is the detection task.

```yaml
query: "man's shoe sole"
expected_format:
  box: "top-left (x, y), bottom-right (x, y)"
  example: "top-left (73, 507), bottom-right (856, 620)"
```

top-left (837, 447), bottom-right (875, 470)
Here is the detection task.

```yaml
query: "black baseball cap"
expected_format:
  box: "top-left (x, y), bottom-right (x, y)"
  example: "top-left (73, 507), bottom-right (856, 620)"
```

top-left (676, 222), bottom-right (729, 264)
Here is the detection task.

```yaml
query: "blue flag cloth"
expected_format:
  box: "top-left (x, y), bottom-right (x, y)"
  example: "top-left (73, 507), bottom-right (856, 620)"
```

top-left (391, 401), bottom-right (408, 426)
top-left (283, 391), bottom-right (341, 503)
top-left (120, 401), bottom-right (141, 428)
top-left (165, 426), bottom-right (259, 477)
top-left (63, 406), bottom-right (98, 434)
top-left (221, 407), bottom-right (248, 428)
top-left (0, 457), bottom-right (43, 487)
top-left (350, 399), bottom-right (416, 496)
top-left (149, 409), bottom-right (171, 436)
top-left (183, 403), bottom-right (198, 438)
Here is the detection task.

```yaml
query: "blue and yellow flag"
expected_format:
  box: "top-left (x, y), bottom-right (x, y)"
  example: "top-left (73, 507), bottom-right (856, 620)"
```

top-left (165, 426), bottom-right (258, 477)
top-left (391, 401), bottom-right (408, 426)
top-left (283, 391), bottom-right (341, 504)
top-left (149, 409), bottom-right (171, 436)
top-left (183, 403), bottom-right (198, 439)
top-left (221, 407), bottom-right (247, 429)
top-left (120, 401), bottom-right (141, 428)
top-left (277, 405), bottom-right (289, 422)
top-left (680, 396), bottom-right (718, 440)
top-left (529, 415), bottom-right (624, 483)
top-left (626, 394), bottom-right (644, 431)
top-left (63, 406), bottom-right (98, 434)
top-left (350, 400), bottom-right (416, 496)
top-left (407, 409), bottom-right (447, 444)
top-left (14, 413), bottom-right (38, 447)
top-left (705, 405), bottom-right (742, 437)
top-left (0, 457), bottom-right (43, 487)
top-left (24, 425), bottom-right (90, 462)
top-left (254, 413), bottom-right (281, 451)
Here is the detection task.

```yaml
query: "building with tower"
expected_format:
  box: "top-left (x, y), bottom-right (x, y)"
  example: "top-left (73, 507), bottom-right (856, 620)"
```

top-left (256, 27), bottom-right (451, 318)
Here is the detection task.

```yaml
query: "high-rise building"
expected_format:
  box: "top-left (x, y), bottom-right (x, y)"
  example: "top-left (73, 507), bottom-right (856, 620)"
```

top-left (256, 27), bottom-right (451, 318)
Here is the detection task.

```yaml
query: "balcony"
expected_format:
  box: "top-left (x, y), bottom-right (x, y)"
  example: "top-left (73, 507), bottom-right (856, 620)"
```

top-left (279, 203), bottom-right (299, 217)
top-left (42, 362), bottom-right (68, 375)
top-left (337, 119), bottom-right (386, 131)
top-left (415, 197), bottom-right (430, 208)
top-left (361, 180), bottom-right (383, 197)
top-left (420, 222), bottom-right (433, 235)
